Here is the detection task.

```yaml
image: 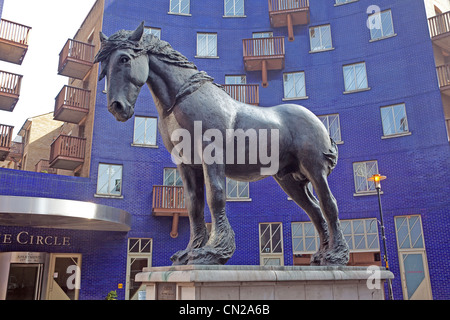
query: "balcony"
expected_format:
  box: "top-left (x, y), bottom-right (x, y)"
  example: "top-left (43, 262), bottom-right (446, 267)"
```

top-left (222, 84), bottom-right (260, 105)
top-left (268, 0), bottom-right (310, 41)
top-left (58, 39), bottom-right (95, 80)
top-left (152, 185), bottom-right (188, 238)
top-left (243, 37), bottom-right (285, 88)
top-left (0, 19), bottom-right (31, 64)
top-left (49, 135), bottom-right (86, 171)
top-left (429, 11), bottom-right (450, 52)
top-left (54, 85), bottom-right (90, 124)
top-left (35, 159), bottom-right (57, 174)
top-left (0, 70), bottom-right (22, 112)
top-left (437, 64), bottom-right (450, 95)
top-left (0, 124), bottom-right (13, 161)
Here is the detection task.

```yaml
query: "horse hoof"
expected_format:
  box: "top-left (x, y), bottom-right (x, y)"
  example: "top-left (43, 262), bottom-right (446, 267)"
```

top-left (186, 247), bottom-right (231, 265)
top-left (319, 244), bottom-right (350, 266)
top-left (170, 249), bottom-right (190, 265)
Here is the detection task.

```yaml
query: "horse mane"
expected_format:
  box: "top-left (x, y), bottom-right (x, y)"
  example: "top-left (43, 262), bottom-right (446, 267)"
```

top-left (94, 29), bottom-right (198, 79)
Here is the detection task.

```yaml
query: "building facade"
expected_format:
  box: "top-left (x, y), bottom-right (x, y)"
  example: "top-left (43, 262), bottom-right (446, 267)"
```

top-left (0, 0), bottom-right (449, 300)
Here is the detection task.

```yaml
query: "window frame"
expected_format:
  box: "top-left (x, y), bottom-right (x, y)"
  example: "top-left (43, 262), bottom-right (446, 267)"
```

top-left (380, 103), bottom-right (411, 139)
top-left (196, 32), bottom-right (218, 58)
top-left (259, 222), bottom-right (284, 266)
top-left (144, 26), bottom-right (161, 39)
top-left (318, 113), bottom-right (343, 144)
top-left (95, 163), bottom-right (123, 198)
top-left (169, 0), bottom-right (191, 16)
top-left (352, 160), bottom-right (380, 196)
top-left (224, 0), bottom-right (245, 17)
top-left (283, 71), bottom-right (307, 100)
top-left (132, 116), bottom-right (158, 148)
top-left (343, 62), bottom-right (370, 94)
top-left (309, 24), bottom-right (334, 53)
top-left (369, 9), bottom-right (396, 42)
top-left (226, 178), bottom-right (251, 201)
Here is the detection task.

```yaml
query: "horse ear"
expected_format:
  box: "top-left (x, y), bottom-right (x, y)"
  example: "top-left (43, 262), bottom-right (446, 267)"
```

top-left (128, 21), bottom-right (145, 42)
top-left (99, 31), bottom-right (108, 43)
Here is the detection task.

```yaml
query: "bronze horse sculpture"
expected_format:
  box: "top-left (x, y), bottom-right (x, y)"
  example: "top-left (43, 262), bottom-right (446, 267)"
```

top-left (95, 22), bottom-right (349, 266)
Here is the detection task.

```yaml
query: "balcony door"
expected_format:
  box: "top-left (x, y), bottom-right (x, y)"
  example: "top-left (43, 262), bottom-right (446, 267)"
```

top-left (252, 32), bottom-right (274, 56)
top-left (163, 168), bottom-right (184, 209)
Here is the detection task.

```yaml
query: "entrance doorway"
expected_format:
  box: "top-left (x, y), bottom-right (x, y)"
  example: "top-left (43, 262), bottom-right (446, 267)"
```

top-left (46, 253), bottom-right (82, 300)
top-left (6, 264), bottom-right (43, 300)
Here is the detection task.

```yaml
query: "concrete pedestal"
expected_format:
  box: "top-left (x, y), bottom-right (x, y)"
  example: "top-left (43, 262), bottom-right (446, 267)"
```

top-left (135, 265), bottom-right (394, 300)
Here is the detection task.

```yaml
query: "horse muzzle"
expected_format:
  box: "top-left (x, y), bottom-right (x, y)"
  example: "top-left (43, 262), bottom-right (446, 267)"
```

top-left (109, 101), bottom-right (134, 122)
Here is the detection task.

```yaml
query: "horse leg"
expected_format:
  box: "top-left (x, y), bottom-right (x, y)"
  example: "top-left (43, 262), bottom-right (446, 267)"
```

top-left (309, 173), bottom-right (349, 266)
top-left (274, 175), bottom-right (330, 266)
top-left (187, 163), bottom-right (235, 265)
top-left (170, 164), bottom-right (208, 265)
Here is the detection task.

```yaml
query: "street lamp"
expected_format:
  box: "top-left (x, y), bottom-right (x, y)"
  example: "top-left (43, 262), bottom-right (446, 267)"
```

top-left (367, 173), bottom-right (394, 300)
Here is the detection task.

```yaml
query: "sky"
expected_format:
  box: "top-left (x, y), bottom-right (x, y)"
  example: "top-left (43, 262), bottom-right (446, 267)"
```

top-left (0, 0), bottom-right (97, 137)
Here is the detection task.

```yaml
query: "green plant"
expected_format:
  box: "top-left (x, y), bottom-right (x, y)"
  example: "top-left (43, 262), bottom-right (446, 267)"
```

top-left (105, 290), bottom-right (118, 300)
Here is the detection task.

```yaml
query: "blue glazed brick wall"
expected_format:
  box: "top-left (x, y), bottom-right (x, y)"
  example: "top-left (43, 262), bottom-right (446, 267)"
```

top-left (1, 0), bottom-right (449, 300)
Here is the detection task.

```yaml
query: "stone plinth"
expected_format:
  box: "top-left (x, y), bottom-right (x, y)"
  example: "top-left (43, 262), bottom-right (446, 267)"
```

top-left (135, 265), bottom-right (394, 300)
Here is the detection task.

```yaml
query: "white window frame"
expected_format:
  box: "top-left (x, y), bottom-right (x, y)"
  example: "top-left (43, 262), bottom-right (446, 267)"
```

top-left (132, 116), bottom-right (158, 147)
top-left (96, 163), bottom-right (123, 197)
top-left (259, 222), bottom-right (284, 266)
top-left (224, 0), bottom-right (245, 17)
top-left (196, 33), bottom-right (218, 58)
top-left (144, 27), bottom-right (161, 39)
top-left (163, 168), bottom-right (183, 186)
top-left (318, 113), bottom-right (342, 143)
top-left (352, 160), bottom-right (379, 195)
top-left (225, 75), bottom-right (246, 84)
top-left (226, 178), bottom-right (250, 201)
top-left (380, 103), bottom-right (410, 138)
top-left (309, 24), bottom-right (333, 52)
top-left (292, 218), bottom-right (380, 254)
top-left (126, 238), bottom-right (152, 300)
top-left (283, 71), bottom-right (307, 100)
top-left (369, 9), bottom-right (395, 41)
top-left (334, 0), bottom-right (359, 5)
top-left (343, 62), bottom-right (369, 93)
top-left (169, 0), bottom-right (190, 15)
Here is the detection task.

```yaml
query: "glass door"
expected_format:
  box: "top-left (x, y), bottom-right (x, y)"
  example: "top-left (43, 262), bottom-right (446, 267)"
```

top-left (6, 264), bottom-right (43, 300)
top-left (46, 254), bottom-right (81, 300)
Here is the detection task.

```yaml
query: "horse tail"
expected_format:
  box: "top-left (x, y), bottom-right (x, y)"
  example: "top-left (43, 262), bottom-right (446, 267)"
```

top-left (323, 138), bottom-right (338, 175)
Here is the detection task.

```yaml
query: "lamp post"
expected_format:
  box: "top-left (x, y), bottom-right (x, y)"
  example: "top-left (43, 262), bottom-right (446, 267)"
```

top-left (367, 173), bottom-right (394, 300)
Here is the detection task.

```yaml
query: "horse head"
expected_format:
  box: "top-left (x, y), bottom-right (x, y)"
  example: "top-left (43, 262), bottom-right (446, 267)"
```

top-left (94, 22), bottom-right (150, 122)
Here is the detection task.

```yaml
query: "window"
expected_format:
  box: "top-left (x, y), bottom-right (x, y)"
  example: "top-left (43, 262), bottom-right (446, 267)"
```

top-left (380, 103), bottom-right (409, 137)
top-left (340, 219), bottom-right (379, 251)
top-left (252, 32), bottom-right (274, 56)
top-left (164, 168), bottom-right (183, 186)
top-left (226, 178), bottom-right (249, 199)
top-left (369, 9), bottom-right (394, 41)
top-left (169, 0), bottom-right (190, 15)
top-left (144, 27), bottom-right (161, 39)
top-left (196, 33), bottom-right (217, 57)
top-left (309, 24), bottom-right (333, 52)
top-left (259, 223), bottom-right (284, 265)
top-left (133, 116), bottom-right (158, 146)
top-left (318, 114), bottom-right (342, 143)
top-left (283, 72), bottom-right (306, 99)
top-left (292, 218), bottom-right (379, 254)
top-left (126, 238), bottom-right (152, 300)
top-left (353, 160), bottom-right (379, 194)
top-left (97, 163), bottom-right (123, 196)
top-left (224, 0), bottom-right (244, 16)
top-left (225, 75), bottom-right (246, 84)
top-left (335, 0), bottom-right (359, 5)
top-left (343, 62), bottom-right (369, 93)
top-left (394, 216), bottom-right (424, 250)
